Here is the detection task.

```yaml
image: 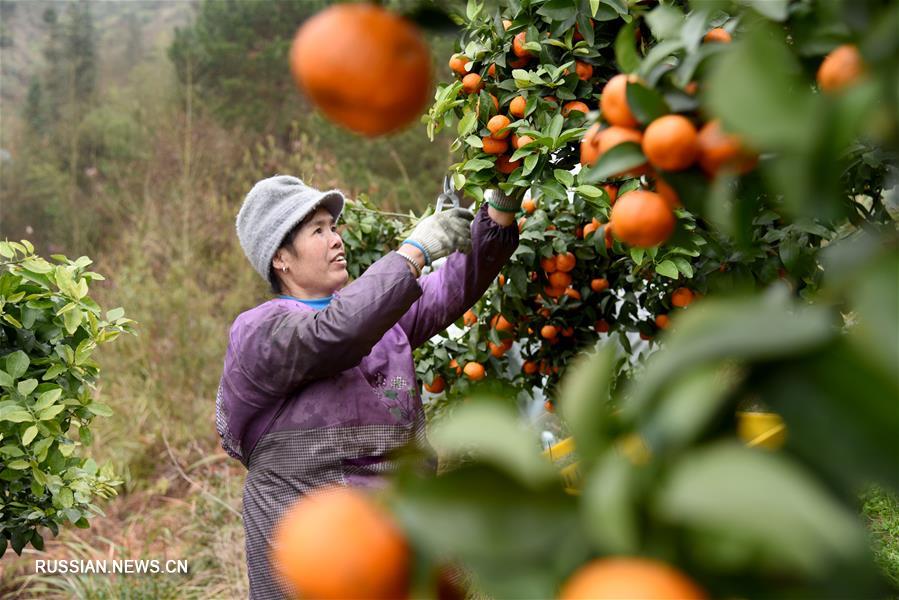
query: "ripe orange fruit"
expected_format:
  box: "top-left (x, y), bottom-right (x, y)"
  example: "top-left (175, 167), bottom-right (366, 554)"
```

top-left (273, 487), bottom-right (410, 600)
top-left (544, 401), bottom-right (554, 412)
top-left (522, 360), bottom-right (538, 375)
top-left (671, 287), bottom-right (695, 308)
top-left (522, 199), bottom-right (537, 213)
top-left (462, 72), bottom-right (483, 94)
top-left (498, 274), bottom-right (506, 286)
top-left (463, 309), bottom-right (477, 326)
top-left (703, 27), bottom-right (732, 43)
top-left (290, 4), bottom-right (432, 137)
top-left (548, 271), bottom-right (572, 289)
top-left (561, 326), bottom-right (575, 337)
top-left (590, 278), bottom-right (609, 292)
top-left (449, 54), bottom-right (469, 75)
top-left (482, 136), bottom-right (508, 155)
top-left (544, 285), bottom-right (564, 299)
top-left (424, 375), bottom-right (446, 393)
top-left (555, 252), bottom-right (576, 272)
top-left (496, 154), bottom-right (521, 174)
top-left (508, 56), bottom-right (530, 69)
top-left (817, 44), bottom-right (864, 93)
top-left (564, 288), bottom-right (581, 301)
top-left (642, 115), bottom-right (699, 171)
top-left (487, 63), bottom-right (496, 77)
top-left (697, 119), bottom-right (757, 176)
top-left (609, 190), bottom-right (676, 248)
top-left (603, 184), bottom-right (618, 205)
top-left (603, 224), bottom-right (614, 249)
top-left (463, 361), bottom-right (486, 380)
top-left (575, 61), bottom-right (593, 81)
top-left (514, 134), bottom-right (534, 149)
top-left (639, 332), bottom-right (654, 341)
top-left (476, 93), bottom-right (499, 115)
top-left (579, 124), bottom-right (602, 166)
top-left (487, 115), bottom-right (512, 139)
top-left (488, 342), bottom-right (508, 358)
top-left (491, 314), bottom-right (515, 332)
top-left (594, 319), bottom-right (610, 333)
top-left (449, 358), bottom-right (462, 375)
top-left (540, 325), bottom-right (559, 339)
top-left (540, 256), bottom-right (558, 273)
top-left (598, 126), bottom-right (644, 155)
top-left (559, 557), bottom-right (706, 600)
top-left (582, 221), bottom-right (599, 239)
top-left (600, 74), bottom-right (639, 128)
top-left (509, 96), bottom-right (527, 118)
top-left (562, 101), bottom-right (590, 117)
top-left (655, 314), bottom-right (670, 329)
top-left (512, 31), bottom-right (532, 57)
top-left (684, 81), bottom-right (699, 95)
top-left (654, 178), bottom-right (681, 209)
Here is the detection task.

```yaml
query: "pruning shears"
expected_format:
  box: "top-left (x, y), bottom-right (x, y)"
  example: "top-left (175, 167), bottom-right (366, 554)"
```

top-left (434, 174), bottom-right (464, 213)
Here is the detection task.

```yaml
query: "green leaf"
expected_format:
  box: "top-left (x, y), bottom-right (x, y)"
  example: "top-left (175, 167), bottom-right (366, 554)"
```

top-left (575, 185), bottom-right (602, 198)
top-left (5, 351), bottom-right (29, 379)
top-left (655, 442), bottom-right (869, 575)
top-left (57, 487), bottom-right (74, 508)
top-left (629, 247), bottom-right (645, 264)
top-left (706, 22), bottom-right (814, 150)
top-left (614, 21), bottom-right (640, 73)
top-left (86, 403), bottom-right (113, 417)
top-left (655, 260), bottom-right (679, 279)
top-left (736, 0), bottom-right (788, 21)
top-left (559, 345), bottom-right (620, 463)
top-left (33, 388), bottom-right (63, 412)
top-left (536, 0), bottom-right (576, 21)
top-left (22, 425), bottom-right (38, 446)
top-left (671, 256), bottom-right (694, 278)
top-left (428, 401), bottom-right (557, 486)
top-left (625, 295), bottom-right (836, 416)
top-left (553, 169), bottom-right (574, 187)
top-left (580, 142), bottom-right (646, 183)
top-left (17, 379), bottom-right (38, 397)
top-left (39, 405), bottom-right (66, 421)
top-left (7, 459), bottom-right (30, 470)
top-left (0, 370), bottom-right (13, 388)
top-left (458, 110), bottom-right (477, 137)
top-left (0, 409), bottom-right (33, 423)
top-left (625, 81), bottom-right (670, 124)
top-left (62, 308), bottom-right (82, 335)
top-left (582, 453), bottom-right (639, 553)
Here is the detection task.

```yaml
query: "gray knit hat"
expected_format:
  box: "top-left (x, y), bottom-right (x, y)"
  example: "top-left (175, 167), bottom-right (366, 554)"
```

top-left (236, 175), bottom-right (345, 283)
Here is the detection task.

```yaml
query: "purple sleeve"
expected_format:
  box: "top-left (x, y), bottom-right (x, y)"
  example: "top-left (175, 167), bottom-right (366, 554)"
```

top-left (398, 204), bottom-right (519, 349)
top-left (230, 253), bottom-right (422, 397)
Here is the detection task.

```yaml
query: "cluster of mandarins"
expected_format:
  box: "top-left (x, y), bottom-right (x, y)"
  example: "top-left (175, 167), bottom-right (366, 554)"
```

top-left (581, 34), bottom-right (866, 252)
top-left (449, 19), bottom-right (595, 175)
top-left (273, 486), bottom-right (707, 600)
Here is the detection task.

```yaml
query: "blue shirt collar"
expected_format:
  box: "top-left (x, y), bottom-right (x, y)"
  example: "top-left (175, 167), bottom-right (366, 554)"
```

top-left (277, 294), bottom-right (333, 310)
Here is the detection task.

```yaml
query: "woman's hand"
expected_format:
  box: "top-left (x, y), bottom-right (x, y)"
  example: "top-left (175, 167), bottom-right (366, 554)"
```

top-left (403, 208), bottom-right (474, 266)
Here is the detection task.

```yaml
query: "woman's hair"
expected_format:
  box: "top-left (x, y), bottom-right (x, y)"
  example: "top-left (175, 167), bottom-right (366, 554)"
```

top-left (268, 218), bottom-right (306, 295)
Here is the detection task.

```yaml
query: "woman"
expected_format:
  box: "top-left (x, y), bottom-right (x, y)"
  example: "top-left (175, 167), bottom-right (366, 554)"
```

top-left (216, 175), bottom-right (520, 599)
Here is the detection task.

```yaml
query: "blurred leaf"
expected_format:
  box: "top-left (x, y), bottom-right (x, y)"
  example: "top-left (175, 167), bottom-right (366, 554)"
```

top-left (846, 252), bottom-right (899, 380)
top-left (429, 401), bottom-right (558, 486)
top-left (625, 295), bottom-right (836, 417)
top-left (737, 0), bottom-right (788, 21)
top-left (705, 21), bottom-right (815, 150)
top-left (625, 81), bottom-right (670, 124)
top-left (614, 21), bottom-right (640, 73)
top-left (581, 452), bottom-right (639, 553)
top-left (641, 362), bottom-right (741, 454)
top-left (656, 442), bottom-right (870, 576)
top-left (646, 4), bottom-right (684, 40)
top-left (760, 339), bottom-right (899, 494)
top-left (393, 465), bottom-right (586, 600)
top-left (580, 142), bottom-right (645, 183)
top-left (558, 345), bottom-right (620, 463)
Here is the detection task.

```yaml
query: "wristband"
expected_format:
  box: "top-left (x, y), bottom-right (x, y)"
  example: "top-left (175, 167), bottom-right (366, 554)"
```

top-left (395, 250), bottom-right (422, 277)
top-left (484, 188), bottom-right (520, 213)
top-left (401, 238), bottom-right (431, 266)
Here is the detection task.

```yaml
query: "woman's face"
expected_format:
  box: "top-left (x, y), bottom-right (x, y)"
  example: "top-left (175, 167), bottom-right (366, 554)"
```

top-left (273, 207), bottom-right (348, 298)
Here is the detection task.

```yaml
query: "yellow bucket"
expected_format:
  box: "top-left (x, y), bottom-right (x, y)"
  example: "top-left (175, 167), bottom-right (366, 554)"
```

top-left (544, 411), bottom-right (788, 493)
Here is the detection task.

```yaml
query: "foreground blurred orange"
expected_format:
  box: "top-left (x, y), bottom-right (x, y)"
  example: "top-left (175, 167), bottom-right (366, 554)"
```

top-left (272, 486), bottom-right (410, 599)
top-left (289, 3), bottom-right (432, 136)
top-left (559, 557), bottom-right (706, 599)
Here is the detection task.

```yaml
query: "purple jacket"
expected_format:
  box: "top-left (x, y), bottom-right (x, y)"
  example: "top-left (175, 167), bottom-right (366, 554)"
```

top-left (216, 204), bottom-right (518, 598)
